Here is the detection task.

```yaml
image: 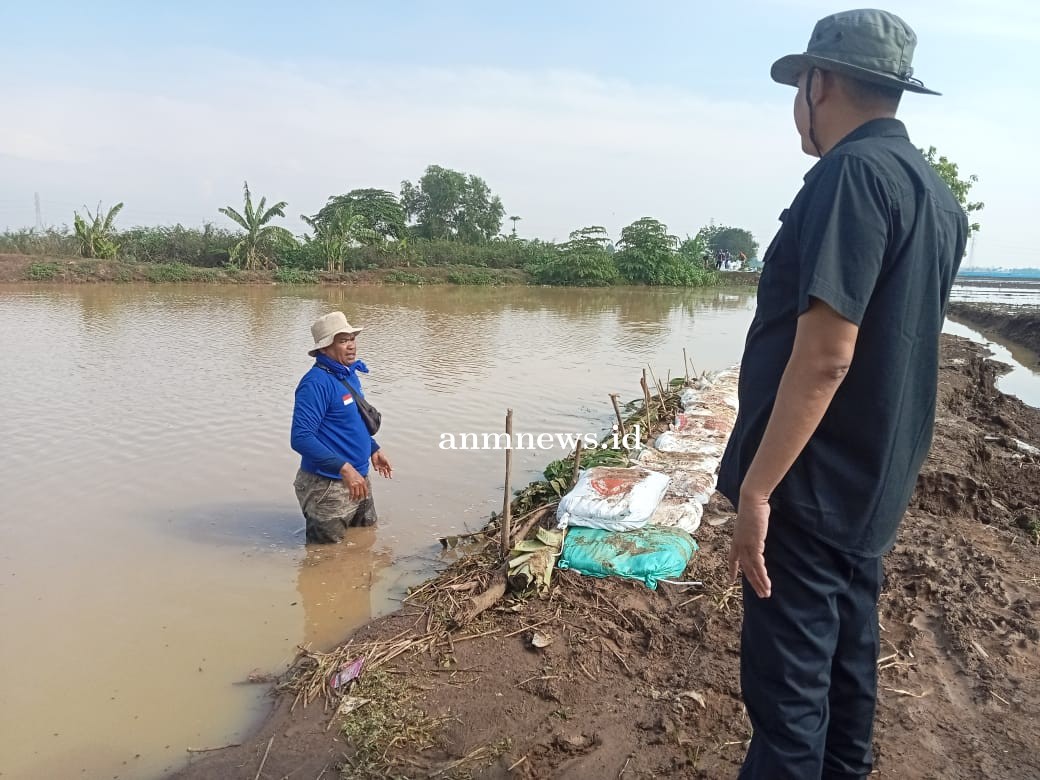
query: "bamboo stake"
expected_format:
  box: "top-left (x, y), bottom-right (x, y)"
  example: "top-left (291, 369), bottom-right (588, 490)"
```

top-left (572, 439), bottom-right (584, 484)
top-left (646, 365), bottom-right (669, 417)
top-left (609, 393), bottom-right (626, 439)
top-left (502, 409), bottom-right (513, 560)
top-left (640, 370), bottom-right (652, 432)
top-left (683, 348), bottom-right (690, 383)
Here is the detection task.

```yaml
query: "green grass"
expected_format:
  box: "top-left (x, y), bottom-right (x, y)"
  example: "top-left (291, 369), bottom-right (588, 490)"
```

top-left (383, 270), bottom-right (426, 285)
top-left (26, 262), bottom-right (61, 281)
top-left (446, 268), bottom-right (498, 285)
top-left (274, 267), bottom-right (319, 284)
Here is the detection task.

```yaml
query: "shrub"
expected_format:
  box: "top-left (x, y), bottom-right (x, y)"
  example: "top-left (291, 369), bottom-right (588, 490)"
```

top-left (143, 262), bottom-right (196, 282)
top-left (383, 270), bottom-right (426, 285)
top-left (274, 267), bottom-right (319, 284)
top-left (26, 262), bottom-right (61, 281)
top-left (446, 268), bottom-right (496, 285)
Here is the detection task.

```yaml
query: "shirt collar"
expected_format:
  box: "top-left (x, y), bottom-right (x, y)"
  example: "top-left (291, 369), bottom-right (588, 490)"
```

top-left (829, 117), bottom-right (909, 154)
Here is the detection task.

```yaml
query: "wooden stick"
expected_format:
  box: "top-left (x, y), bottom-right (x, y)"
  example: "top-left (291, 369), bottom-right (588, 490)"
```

top-left (502, 409), bottom-right (513, 560)
top-left (456, 564), bottom-right (509, 627)
top-left (640, 370), bottom-right (652, 432)
top-left (253, 736), bottom-right (274, 780)
top-left (572, 439), bottom-right (584, 484)
top-left (646, 365), bottom-right (669, 418)
top-left (510, 505), bottom-right (554, 548)
top-left (683, 348), bottom-right (690, 383)
top-left (609, 393), bottom-right (626, 439)
top-left (186, 743), bottom-right (241, 753)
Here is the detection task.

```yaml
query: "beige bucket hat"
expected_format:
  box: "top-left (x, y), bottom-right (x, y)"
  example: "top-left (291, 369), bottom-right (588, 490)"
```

top-left (308, 311), bottom-right (363, 357)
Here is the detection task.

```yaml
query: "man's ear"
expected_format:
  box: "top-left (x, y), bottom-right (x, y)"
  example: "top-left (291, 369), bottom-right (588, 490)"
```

top-left (810, 69), bottom-right (834, 105)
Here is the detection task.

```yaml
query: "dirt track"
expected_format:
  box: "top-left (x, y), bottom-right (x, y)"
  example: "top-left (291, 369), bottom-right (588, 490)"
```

top-left (169, 329), bottom-right (1039, 780)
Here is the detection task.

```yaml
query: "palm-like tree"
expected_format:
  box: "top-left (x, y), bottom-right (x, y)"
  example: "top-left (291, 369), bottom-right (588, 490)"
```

top-left (509, 214), bottom-right (522, 238)
top-left (218, 182), bottom-right (293, 269)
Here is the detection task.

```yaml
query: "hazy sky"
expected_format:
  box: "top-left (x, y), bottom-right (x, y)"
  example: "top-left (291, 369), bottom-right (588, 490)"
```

top-left (2, 0), bottom-right (1037, 266)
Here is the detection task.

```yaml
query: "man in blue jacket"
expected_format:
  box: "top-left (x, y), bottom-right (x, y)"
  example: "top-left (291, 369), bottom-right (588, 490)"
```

top-left (292, 311), bottom-right (393, 543)
top-left (717, 9), bottom-right (966, 779)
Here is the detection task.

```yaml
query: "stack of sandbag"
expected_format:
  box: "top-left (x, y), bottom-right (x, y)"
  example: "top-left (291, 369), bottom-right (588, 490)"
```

top-left (639, 367), bottom-right (741, 534)
top-left (552, 366), bottom-right (740, 589)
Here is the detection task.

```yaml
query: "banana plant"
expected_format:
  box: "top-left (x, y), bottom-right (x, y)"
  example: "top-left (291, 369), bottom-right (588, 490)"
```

top-left (218, 182), bottom-right (294, 270)
top-left (73, 201), bottom-right (123, 259)
top-left (301, 205), bottom-right (379, 272)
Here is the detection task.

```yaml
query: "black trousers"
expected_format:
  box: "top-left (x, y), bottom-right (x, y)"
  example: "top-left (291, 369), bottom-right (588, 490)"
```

top-left (738, 513), bottom-right (883, 780)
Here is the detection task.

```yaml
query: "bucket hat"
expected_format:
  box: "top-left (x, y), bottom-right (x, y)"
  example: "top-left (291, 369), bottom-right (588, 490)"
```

top-left (308, 311), bottom-right (363, 356)
top-left (771, 9), bottom-right (939, 95)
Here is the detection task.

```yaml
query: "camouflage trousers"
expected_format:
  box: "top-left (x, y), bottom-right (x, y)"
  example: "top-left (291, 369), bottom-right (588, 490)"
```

top-left (293, 468), bottom-right (378, 544)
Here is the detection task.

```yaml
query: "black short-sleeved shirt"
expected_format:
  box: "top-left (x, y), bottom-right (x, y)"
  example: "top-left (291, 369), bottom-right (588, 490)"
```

top-left (717, 118), bottom-right (968, 557)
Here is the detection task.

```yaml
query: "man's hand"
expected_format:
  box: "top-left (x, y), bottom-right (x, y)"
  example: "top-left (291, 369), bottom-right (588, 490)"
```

top-left (339, 463), bottom-right (370, 500)
top-left (729, 491), bottom-right (772, 598)
top-left (372, 450), bottom-right (393, 479)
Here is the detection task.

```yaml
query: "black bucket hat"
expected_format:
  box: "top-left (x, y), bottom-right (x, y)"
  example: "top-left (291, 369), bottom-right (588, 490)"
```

top-left (771, 8), bottom-right (940, 95)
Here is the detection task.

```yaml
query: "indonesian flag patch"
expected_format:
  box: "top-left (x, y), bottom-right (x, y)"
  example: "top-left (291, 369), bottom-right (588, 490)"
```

top-left (342, 393), bottom-right (354, 406)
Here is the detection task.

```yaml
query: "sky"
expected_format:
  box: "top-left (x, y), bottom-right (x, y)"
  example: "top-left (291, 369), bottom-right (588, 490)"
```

top-left (2, 0), bottom-right (1038, 267)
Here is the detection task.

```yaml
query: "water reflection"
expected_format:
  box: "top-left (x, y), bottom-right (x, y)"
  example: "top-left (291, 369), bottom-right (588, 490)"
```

top-left (0, 281), bottom-right (761, 780)
top-left (296, 527), bottom-right (393, 650)
top-left (163, 503), bottom-right (304, 549)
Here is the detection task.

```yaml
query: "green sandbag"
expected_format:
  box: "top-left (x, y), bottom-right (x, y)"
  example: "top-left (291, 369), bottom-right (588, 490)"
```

top-left (557, 526), bottom-right (698, 590)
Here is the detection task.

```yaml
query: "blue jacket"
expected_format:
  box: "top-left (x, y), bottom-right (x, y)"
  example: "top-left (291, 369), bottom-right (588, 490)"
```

top-left (291, 357), bottom-right (379, 479)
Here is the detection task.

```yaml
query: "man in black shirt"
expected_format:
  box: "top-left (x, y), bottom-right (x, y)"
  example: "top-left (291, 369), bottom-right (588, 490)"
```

top-left (717, 9), bottom-right (967, 778)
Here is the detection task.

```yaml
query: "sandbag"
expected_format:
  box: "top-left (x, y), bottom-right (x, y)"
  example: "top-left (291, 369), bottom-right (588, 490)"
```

top-left (558, 526), bottom-right (698, 590)
top-left (556, 466), bottom-right (670, 532)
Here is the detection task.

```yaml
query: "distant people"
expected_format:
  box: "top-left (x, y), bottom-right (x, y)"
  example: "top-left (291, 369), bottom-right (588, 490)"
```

top-left (718, 9), bottom-right (966, 778)
top-left (739, 251), bottom-right (748, 268)
top-left (715, 249), bottom-right (724, 270)
top-left (291, 312), bottom-right (393, 543)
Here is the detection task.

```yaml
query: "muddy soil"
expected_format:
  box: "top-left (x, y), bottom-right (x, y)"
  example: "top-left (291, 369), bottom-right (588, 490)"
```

top-left (171, 333), bottom-right (1039, 780)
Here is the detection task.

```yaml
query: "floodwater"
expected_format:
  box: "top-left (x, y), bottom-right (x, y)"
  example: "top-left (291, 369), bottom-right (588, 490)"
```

top-left (948, 277), bottom-right (1040, 407)
top-left (0, 283), bottom-right (757, 779)
top-left (1, 281), bottom-right (1036, 780)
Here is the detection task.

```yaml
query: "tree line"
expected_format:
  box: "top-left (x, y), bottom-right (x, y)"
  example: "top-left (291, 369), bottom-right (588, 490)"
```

top-left (2, 151), bottom-right (980, 286)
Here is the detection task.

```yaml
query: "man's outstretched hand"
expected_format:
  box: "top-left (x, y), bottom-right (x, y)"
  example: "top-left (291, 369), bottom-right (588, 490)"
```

top-left (372, 450), bottom-right (393, 479)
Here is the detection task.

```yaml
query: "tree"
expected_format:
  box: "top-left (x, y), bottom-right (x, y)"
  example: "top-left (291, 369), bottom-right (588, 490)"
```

top-left (920, 146), bottom-right (984, 237)
top-left (300, 210), bottom-right (372, 273)
top-left (315, 189), bottom-right (406, 245)
top-left (73, 201), bottom-right (123, 259)
top-left (400, 165), bottom-right (505, 242)
top-left (528, 226), bottom-right (618, 286)
top-left (696, 224), bottom-right (759, 261)
top-left (509, 215), bottom-right (522, 238)
top-left (615, 217), bottom-right (702, 285)
top-left (679, 234), bottom-right (713, 270)
top-left (218, 181), bottom-right (294, 270)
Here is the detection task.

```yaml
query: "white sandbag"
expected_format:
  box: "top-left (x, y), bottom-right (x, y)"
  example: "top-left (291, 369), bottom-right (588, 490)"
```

top-left (654, 432), bottom-right (727, 457)
top-left (556, 466), bottom-right (670, 532)
top-left (635, 449), bottom-right (719, 504)
top-left (648, 496), bottom-right (703, 534)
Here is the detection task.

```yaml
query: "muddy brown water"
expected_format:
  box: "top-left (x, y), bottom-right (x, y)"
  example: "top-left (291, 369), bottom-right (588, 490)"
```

top-left (0, 283), bottom-right (759, 779)
top-left (1, 281), bottom-right (1036, 780)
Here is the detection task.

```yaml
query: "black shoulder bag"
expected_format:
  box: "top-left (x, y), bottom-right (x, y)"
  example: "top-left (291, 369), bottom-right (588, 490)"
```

top-left (322, 367), bottom-right (382, 435)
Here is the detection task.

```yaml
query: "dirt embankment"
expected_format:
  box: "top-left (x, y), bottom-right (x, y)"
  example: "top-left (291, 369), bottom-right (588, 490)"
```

top-left (172, 334), bottom-right (1039, 780)
top-left (948, 302), bottom-right (1040, 360)
top-left (0, 253), bottom-right (529, 286)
